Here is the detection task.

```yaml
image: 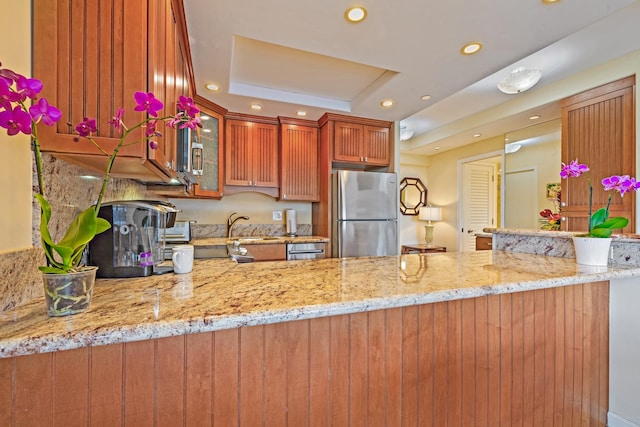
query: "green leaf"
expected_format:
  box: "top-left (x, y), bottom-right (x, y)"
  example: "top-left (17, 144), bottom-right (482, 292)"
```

top-left (38, 266), bottom-right (69, 274)
top-left (34, 195), bottom-right (112, 273)
top-left (589, 228), bottom-right (613, 238)
top-left (589, 207), bottom-right (609, 230)
top-left (593, 216), bottom-right (629, 230)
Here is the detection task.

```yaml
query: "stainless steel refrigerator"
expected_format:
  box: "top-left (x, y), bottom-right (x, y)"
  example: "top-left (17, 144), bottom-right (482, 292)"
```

top-left (331, 170), bottom-right (398, 257)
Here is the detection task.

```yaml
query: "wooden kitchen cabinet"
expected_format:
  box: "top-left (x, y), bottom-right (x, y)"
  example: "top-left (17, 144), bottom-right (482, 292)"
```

top-left (191, 97), bottom-right (226, 199)
top-left (32, 0), bottom-right (192, 183)
top-left (333, 121), bottom-right (390, 167)
top-left (225, 115), bottom-right (279, 197)
top-left (244, 244), bottom-right (287, 261)
top-left (279, 118), bottom-right (319, 201)
top-left (560, 76), bottom-right (636, 233)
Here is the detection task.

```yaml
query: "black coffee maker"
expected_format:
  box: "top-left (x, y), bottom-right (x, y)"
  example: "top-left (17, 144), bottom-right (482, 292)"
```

top-left (89, 200), bottom-right (179, 278)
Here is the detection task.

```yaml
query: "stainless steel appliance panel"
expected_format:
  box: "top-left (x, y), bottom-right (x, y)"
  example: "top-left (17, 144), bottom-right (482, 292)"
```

top-left (334, 220), bottom-right (397, 258)
top-left (334, 170), bottom-right (397, 220)
top-left (286, 242), bottom-right (326, 260)
top-left (331, 170), bottom-right (398, 257)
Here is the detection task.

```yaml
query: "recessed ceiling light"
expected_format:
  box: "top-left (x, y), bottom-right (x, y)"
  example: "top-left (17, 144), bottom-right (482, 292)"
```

top-left (434, 146), bottom-right (441, 151)
top-left (205, 83), bottom-right (219, 91)
top-left (345, 6), bottom-right (367, 23)
top-left (202, 128), bottom-right (212, 133)
top-left (420, 95), bottom-right (431, 101)
top-left (529, 115), bottom-right (541, 120)
top-left (297, 111), bottom-right (307, 116)
top-left (200, 115), bottom-right (210, 121)
top-left (380, 99), bottom-right (393, 107)
top-left (473, 133), bottom-right (482, 138)
top-left (542, 0), bottom-right (560, 3)
top-left (460, 42), bottom-right (483, 55)
top-left (250, 104), bottom-right (262, 110)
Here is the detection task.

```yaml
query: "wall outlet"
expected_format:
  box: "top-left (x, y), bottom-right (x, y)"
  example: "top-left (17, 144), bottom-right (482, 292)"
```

top-left (272, 210), bottom-right (283, 221)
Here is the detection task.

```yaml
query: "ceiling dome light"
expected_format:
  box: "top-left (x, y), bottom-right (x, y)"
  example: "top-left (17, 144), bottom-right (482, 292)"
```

top-left (505, 143), bottom-right (522, 154)
top-left (400, 127), bottom-right (414, 141)
top-left (497, 67), bottom-right (542, 94)
top-left (420, 95), bottom-right (431, 101)
top-left (473, 133), bottom-right (481, 138)
top-left (205, 83), bottom-right (219, 91)
top-left (380, 99), bottom-right (393, 107)
top-left (297, 111), bottom-right (307, 116)
top-left (460, 42), bottom-right (483, 55)
top-left (250, 104), bottom-right (262, 110)
top-left (345, 6), bottom-right (367, 23)
top-left (529, 114), bottom-right (541, 120)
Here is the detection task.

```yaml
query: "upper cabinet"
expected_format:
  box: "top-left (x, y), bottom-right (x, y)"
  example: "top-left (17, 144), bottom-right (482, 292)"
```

top-left (32, 0), bottom-right (193, 183)
top-left (561, 75), bottom-right (636, 233)
top-left (225, 115), bottom-right (279, 197)
top-left (192, 96), bottom-right (226, 199)
top-left (319, 114), bottom-right (393, 169)
top-left (279, 118), bottom-right (319, 202)
top-left (333, 122), bottom-right (391, 166)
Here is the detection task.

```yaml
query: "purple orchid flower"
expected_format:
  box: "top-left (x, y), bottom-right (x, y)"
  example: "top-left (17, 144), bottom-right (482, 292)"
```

top-left (149, 140), bottom-right (159, 150)
top-left (29, 98), bottom-right (62, 126)
top-left (177, 95), bottom-right (199, 117)
top-left (75, 117), bottom-right (98, 137)
top-left (16, 76), bottom-right (43, 101)
top-left (108, 107), bottom-right (125, 133)
top-left (145, 120), bottom-right (162, 138)
top-left (134, 91), bottom-right (163, 117)
top-left (602, 175), bottom-right (640, 197)
top-left (0, 105), bottom-right (32, 136)
top-left (560, 159), bottom-right (589, 179)
top-left (0, 78), bottom-right (20, 109)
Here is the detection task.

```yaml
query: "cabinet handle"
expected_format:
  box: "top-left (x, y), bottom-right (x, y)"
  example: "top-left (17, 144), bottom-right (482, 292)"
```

top-left (248, 180), bottom-right (252, 186)
top-left (364, 157), bottom-right (368, 162)
top-left (282, 194), bottom-right (286, 199)
top-left (561, 202), bottom-right (566, 207)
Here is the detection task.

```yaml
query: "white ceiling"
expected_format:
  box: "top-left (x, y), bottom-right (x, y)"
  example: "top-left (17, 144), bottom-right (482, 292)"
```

top-left (184, 0), bottom-right (640, 155)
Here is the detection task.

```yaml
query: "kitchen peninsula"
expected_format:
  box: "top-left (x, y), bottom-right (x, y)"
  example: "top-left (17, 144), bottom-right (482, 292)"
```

top-left (1, 244), bottom-right (638, 425)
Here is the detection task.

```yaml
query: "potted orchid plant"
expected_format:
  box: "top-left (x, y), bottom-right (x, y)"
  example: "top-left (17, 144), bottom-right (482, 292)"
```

top-left (0, 60), bottom-right (200, 315)
top-left (560, 159), bottom-right (640, 265)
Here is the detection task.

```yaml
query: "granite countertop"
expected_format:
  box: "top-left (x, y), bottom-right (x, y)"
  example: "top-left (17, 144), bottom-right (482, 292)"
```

top-left (192, 235), bottom-right (330, 246)
top-left (2, 250), bottom-right (640, 358)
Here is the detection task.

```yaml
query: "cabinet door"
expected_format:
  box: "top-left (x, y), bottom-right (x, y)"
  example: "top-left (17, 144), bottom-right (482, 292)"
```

top-left (225, 120), bottom-right (253, 186)
top-left (333, 122), bottom-right (364, 163)
top-left (280, 124), bottom-right (319, 201)
top-left (362, 125), bottom-right (390, 166)
top-left (561, 77), bottom-right (635, 232)
top-left (193, 106), bottom-right (224, 198)
top-left (251, 123), bottom-right (279, 188)
top-left (32, 0), bottom-right (183, 182)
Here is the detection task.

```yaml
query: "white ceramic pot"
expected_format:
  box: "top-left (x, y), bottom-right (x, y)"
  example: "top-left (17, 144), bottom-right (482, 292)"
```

top-left (572, 236), bottom-right (612, 266)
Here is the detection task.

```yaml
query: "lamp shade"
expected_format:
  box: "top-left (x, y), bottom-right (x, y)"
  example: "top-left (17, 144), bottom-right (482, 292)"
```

top-left (419, 206), bottom-right (442, 222)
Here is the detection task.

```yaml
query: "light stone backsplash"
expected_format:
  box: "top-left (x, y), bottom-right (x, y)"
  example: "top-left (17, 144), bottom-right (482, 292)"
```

top-left (191, 223), bottom-right (312, 239)
top-left (0, 153), bottom-right (154, 311)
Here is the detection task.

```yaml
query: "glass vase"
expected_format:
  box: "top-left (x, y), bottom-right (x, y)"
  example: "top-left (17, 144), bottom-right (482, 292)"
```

top-left (42, 266), bottom-right (98, 317)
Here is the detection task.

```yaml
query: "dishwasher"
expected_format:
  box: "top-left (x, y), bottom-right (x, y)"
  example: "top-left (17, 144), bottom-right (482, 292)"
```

top-left (286, 242), bottom-right (326, 260)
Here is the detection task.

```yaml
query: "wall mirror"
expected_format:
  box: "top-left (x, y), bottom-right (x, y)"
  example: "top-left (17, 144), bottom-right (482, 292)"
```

top-left (399, 177), bottom-right (427, 215)
top-left (503, 118), bottom-right (561, 229)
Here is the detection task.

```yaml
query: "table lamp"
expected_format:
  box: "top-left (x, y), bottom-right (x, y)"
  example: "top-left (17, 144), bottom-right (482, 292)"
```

top-left (419, 206), bottom-right (442, 247)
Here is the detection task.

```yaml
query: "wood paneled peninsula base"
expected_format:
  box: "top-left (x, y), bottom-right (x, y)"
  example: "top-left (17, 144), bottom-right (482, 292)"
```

top-left (1, 250), bottom-right (637, 425)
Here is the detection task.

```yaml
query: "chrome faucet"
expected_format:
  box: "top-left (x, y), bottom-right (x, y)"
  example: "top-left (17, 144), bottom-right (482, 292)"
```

top-left (227, 212), bottom-right (250, 238)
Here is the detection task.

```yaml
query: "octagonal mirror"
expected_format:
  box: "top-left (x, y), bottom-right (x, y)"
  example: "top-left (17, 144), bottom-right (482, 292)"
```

top-left (399, 177), bottom-right (427, 215)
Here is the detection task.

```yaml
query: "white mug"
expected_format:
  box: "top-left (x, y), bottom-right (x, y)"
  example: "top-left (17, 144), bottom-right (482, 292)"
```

top-left (172, 245), bottom-right (194, 274)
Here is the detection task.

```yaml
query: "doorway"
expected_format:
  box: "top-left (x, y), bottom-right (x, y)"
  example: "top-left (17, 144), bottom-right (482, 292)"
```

top-left (458, 152), bottom-right (502, 251)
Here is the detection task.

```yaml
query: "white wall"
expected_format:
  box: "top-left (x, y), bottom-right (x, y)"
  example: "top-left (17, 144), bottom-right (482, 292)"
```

top-left (0, 2), bottom-right (31, 253)
top-left (425, 135), bottom-right (506, 252)
top-left (609, 277), bottom-right (640, 427)
top-left (398, 154), bottom-right (429, 245)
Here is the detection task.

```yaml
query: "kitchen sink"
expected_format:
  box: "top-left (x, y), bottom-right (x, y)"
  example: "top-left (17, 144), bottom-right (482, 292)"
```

top-left (193, 245), bottom-right (228, 259)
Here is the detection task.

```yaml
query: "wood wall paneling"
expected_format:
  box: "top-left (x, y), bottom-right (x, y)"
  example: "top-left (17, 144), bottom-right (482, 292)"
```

top-left (561, 76), bottom-right (636, 233)
top-left (1, 282), bottom-right (610, 426)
